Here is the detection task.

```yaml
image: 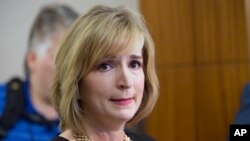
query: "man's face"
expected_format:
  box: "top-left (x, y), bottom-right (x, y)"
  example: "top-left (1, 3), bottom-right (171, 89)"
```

top-left (28, 30), bottom-right (64, 100)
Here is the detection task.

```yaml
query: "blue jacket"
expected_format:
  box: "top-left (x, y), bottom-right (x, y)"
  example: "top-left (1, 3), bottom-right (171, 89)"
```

top-left (0, 79), bottom-right (59, 140)
top-left (233, 83), bottom-right (250, 124)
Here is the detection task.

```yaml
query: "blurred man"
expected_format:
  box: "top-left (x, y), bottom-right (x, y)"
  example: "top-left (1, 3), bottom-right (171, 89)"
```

top-left (0, 4), bottom-right (78, 140)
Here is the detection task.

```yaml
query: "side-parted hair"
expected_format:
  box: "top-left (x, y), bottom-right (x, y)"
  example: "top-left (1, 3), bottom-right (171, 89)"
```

top-left (51, 5), bottom-right (159, 135)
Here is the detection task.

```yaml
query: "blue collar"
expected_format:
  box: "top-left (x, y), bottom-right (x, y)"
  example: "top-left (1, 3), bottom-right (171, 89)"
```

top-left (23, 80), bottom-right (37, 114)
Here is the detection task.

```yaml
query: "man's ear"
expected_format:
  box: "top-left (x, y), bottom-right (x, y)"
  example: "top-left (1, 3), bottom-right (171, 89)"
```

top-left (26, 51), bottom-right (37, 73)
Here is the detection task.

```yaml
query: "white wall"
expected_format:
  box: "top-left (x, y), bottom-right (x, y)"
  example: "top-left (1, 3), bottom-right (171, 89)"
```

top-left (0, 0), bottom-right (139, 82)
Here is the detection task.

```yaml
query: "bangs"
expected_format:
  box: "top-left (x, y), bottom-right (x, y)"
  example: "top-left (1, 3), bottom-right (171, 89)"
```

top-left (106, 27), bottom-right (143, 57)
top-left (79, 6), bottom-right (146, 74)
top-left (87, 25), bottom-right (144, 70)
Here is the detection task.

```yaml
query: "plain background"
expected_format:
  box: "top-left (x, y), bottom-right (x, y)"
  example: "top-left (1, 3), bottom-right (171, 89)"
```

top-left (0, 0), bottom-right (139, 82)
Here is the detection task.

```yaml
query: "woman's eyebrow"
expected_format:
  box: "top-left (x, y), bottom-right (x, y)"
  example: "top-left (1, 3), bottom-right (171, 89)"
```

top-left (130, 55), bottom-right (143, 59)
top-left (102, 55), bottom-right (143, 60)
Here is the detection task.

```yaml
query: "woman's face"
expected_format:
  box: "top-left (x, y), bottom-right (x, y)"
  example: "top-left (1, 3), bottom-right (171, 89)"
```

top-left (79, 37), bottom-right (145, 124)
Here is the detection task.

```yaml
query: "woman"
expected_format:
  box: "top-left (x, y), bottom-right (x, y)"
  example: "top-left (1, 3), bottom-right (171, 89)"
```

top-left (51, 5), bottom-right (159, 141)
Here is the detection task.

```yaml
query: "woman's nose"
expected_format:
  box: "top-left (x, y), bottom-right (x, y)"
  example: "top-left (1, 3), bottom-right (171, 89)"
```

top-left (116, 66), bottom-right (132, 90)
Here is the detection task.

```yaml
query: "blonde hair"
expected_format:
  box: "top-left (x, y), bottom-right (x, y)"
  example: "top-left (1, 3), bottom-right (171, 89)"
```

top-left (51, 5), bottom-right (159, 135)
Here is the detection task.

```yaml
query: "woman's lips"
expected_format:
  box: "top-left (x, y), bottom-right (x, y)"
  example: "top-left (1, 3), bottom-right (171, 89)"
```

top-left (110, 97), bottom-right (134, 105)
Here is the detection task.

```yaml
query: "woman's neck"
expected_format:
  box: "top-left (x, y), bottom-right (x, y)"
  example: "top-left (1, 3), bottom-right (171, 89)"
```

top-left (83, 121), bottom-right (125, 141)
top-left (64, 129), bottom-right (125, 141)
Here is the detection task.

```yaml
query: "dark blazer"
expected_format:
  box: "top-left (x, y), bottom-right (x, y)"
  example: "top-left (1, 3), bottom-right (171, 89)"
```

top-left (51, 130), bottom-right (155, 141)
top-left (233, 83), bottom-right (250, 124)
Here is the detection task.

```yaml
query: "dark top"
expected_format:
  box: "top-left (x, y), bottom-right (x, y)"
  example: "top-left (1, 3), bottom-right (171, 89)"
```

top-left (51, 131), bottom-right (155, 141)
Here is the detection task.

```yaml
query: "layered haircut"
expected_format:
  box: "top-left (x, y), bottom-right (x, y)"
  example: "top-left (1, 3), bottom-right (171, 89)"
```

top-left (51, 5), bottom-right (159, 135)
top-left (25, 4), bottom-right (78, 75)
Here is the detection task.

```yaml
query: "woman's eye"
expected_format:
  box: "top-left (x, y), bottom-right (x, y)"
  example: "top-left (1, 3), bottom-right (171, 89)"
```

top-left (129, 60), bottom-right (142, 69)
top-left (97, 62), bottom-right (112, 72)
